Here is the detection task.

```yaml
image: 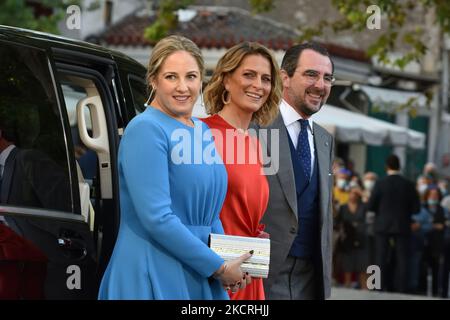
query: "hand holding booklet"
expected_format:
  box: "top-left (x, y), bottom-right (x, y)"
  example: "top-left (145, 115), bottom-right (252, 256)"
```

top-left (209, 233), bottom-right (270, 278)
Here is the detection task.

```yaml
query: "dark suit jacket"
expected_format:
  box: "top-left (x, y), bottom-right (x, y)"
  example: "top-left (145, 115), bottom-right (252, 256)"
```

top-left (0, 147), bottom-right (96, 299)
top-left (1, 147), bottom-right (71, 211)
top-left (256, 115), bottom-right (334, 299)
top-left (367, 173), bottom-right (420, 235)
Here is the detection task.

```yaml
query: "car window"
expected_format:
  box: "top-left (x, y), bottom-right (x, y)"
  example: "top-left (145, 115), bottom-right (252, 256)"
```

top-left (128, 75), bottom-right (147, 115)
top-left (0, 41), bottom-right (74, 213)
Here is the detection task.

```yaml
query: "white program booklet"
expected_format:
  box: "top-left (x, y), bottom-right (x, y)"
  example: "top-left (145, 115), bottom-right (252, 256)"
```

top-left (209, 233), bottom-right (270, 278)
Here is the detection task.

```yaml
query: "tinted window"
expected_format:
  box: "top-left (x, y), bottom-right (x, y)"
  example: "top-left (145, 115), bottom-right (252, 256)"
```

top-left (0, 41), bottom-right (74, 213)
top-left (0, 41), bottom-right (97, 300)
top-left (128, 75), bottom-right (147, 115)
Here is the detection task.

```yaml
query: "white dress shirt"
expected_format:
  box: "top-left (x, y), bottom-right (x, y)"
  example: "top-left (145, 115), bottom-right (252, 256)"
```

top-left (279, 99), bottom-right (315, 178)
top-left (0, 144), bottom-right (15, 225)
top-left (0, 144), bottom-right (16, 178)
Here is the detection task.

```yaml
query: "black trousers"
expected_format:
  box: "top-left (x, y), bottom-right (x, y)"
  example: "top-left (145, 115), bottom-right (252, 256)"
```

top-left (441, 241), bottom-right (450, 298)
top-left (375, 234), bottom-right (409, 293)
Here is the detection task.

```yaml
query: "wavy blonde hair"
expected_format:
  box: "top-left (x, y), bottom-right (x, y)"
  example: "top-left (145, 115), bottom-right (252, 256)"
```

top-left (203, 42), bottom-right (282, 126)
top-left (146, 35), bottom-right (204, 100)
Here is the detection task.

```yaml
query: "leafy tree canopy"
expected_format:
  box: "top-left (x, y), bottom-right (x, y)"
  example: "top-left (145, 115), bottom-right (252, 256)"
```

top-left (145, 0), bottom-right (450, 69)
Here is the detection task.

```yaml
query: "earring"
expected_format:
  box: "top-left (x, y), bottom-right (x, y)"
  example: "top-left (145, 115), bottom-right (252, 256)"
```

top-left (200, 85), bottom-right (205, 108)
top-left (144, 86), bottom-right (155, 107)
top-left (222, 90), bottom-right (230, 105)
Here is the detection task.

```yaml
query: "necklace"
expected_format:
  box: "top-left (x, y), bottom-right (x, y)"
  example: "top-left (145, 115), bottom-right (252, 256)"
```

top-left (235, 128), bottom-right (249, 135)
top-left (217, 111), bottom-right (248, 134)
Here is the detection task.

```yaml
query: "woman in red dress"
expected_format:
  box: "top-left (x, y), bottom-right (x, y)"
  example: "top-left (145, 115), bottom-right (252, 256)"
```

top-left (202, 42), bottom-right (282, 300)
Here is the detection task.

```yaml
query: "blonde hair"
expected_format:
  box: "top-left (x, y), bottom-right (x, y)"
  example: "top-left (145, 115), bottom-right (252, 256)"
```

top-left (203, 42), bottom-right (282, 126)
top-left (146, 35), bottom-right (204, 100)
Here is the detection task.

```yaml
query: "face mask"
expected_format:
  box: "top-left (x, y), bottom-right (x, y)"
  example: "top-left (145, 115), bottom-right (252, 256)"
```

top-left (418, 184), bottom-right (428, 195)
top-left (364, 180), bottom-right (375, 191)
top-left (439, 186), bottom-right (448, 196)
top-left (349, 181), bottom-right (359, 188)
top-left (336, 179), bottom-right (347, 190)
top-left (427, 199), bottom-right (439, 206)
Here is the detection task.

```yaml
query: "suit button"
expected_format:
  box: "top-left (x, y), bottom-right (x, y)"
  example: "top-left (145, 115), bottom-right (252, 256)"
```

top-left (290, 227), bottom-right (297, 234)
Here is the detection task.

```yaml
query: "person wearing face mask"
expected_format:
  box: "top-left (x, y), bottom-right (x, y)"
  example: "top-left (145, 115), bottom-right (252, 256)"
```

top-left (408, 197), bottom-right (433, 294)
top-left (362, 171), bottom-right (378, 268)
top-left (423, 162), bottom-right (439, 185)
top-left (349, 175), bottom-right (362, 189)
top-left (331, 169), bottom-right (350, 286)
top-left (362, 172), bottom-right (377, 202)
top-left (335, 186), bottom-right (369, 289)
top-left (334, 168), bottom-right (351, 209)
top-left (419, 187), bottom-right (449, 297)
top-left (416, 175), bottom-right (430, 205)
top-left (438, 179), bottom-right (449, 198)
top-left (439, 179), bottom-right (450, 298)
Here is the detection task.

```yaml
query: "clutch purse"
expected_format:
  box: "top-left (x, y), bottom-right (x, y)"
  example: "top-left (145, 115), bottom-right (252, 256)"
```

top-left (209, 233), bottom-right (270, 278)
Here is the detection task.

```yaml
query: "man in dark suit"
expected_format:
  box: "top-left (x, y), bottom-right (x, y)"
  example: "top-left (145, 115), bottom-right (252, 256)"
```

top-left (0, 105), bottom-right (76, 299)
top-left (258, 43), bottom-right (335, 299)
top-left (0, 107), bottom-right (71, 211)
top-left (367, 154), bottom-right (421, 293)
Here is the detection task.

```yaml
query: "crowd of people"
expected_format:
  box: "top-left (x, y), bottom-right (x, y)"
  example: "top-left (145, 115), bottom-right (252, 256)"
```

top-left (332, 157), bottom-right (450, 298)
top-left (4, 30), bottom-right (447, 300)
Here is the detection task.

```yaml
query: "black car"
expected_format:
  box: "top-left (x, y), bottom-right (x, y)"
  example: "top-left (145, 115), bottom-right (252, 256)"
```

top-left (0, 25), bottom-right (147, 299)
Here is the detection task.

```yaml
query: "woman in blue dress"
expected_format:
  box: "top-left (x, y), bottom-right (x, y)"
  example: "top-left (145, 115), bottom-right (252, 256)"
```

top-left (98, 35), bottom-right (252, 300)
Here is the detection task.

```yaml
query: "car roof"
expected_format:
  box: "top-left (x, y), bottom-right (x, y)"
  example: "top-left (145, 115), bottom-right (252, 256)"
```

top-left (0, 24), bottom-right (143, 67)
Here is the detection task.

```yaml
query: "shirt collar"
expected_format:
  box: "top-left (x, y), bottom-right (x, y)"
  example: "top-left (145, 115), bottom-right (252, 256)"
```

top-left (279, 99), bottom-right (314, 133)
top-left (387, 169), bottom-right (401, 176)
top-left (0, 144), bottom-right (16, 168)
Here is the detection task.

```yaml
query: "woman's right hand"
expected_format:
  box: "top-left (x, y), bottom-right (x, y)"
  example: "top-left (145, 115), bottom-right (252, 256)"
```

top-left (214, 251), bottom-right (253, 292)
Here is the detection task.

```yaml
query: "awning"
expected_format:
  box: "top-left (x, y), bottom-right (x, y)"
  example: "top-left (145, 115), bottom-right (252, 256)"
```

top-left (312, 104), bottom-right (426, 149)
top-left (360, 84), bottom-right (428, 110)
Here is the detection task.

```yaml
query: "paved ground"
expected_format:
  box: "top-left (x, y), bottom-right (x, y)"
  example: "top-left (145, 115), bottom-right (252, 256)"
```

top-left (329, 287), bottom-right (445, 300)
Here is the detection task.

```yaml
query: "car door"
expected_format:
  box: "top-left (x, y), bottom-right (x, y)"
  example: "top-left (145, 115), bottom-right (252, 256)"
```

top-left (51, 47), bottom-right (130, 284)
top-left (0, 39), bottom-right (98, 299)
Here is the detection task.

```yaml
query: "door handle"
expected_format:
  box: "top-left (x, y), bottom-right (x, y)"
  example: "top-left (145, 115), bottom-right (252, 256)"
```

top-left (58, 237), bottom-right (88, 261)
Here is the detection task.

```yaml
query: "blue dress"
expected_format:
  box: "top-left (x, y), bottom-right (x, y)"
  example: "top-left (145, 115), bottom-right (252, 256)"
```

top-left (98, 107), bottom-right (229, 300)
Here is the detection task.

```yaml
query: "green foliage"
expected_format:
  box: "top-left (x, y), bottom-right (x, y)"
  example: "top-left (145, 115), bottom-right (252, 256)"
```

top-left (0, 0), bottom-right (80, 34)
top-left (244, 0), bottom-right (449, 71)
top-left (249, 0), bottom-right (275, 14)
top-left (144, 0), bottom-right (193, 42)
top-left (316, 0), bottom-right (448, 70)
top-left (145, 0), bottom-right (449, 72)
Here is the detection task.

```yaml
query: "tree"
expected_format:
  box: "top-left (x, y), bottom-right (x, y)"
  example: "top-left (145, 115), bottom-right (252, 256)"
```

top-left (296, 0), bottom-right (450, 69)
top-left (145, 0), bottom-right (450, 70)
top-left (0, 0), bottom-right (82, 34)
top-left (144, 0), bottom-right (192, 41)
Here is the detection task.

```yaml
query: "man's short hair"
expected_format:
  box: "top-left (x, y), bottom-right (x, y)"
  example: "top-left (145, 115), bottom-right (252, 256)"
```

top-left (0, 105), bottom-right (18, 143)
top-left (385, 154), bottom-right (400, 171)
top-left (281, 42), bottom-right (334, 77)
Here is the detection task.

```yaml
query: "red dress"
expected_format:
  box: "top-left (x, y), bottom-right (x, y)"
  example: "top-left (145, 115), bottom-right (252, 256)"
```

top-left (201, 114), bottom-right (269, 300)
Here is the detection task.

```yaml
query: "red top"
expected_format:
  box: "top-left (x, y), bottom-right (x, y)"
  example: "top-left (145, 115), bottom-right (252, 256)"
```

top-left (201, 114), bottom-right (269, 300)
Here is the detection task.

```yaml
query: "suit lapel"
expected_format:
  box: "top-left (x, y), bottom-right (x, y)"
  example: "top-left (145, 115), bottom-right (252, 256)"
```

top-left (313, 123), bottom-right (332, 228)
top-left (1, 147), bottom-right (18, 203)
top-left (261, 115), bottom-right (298, 219)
